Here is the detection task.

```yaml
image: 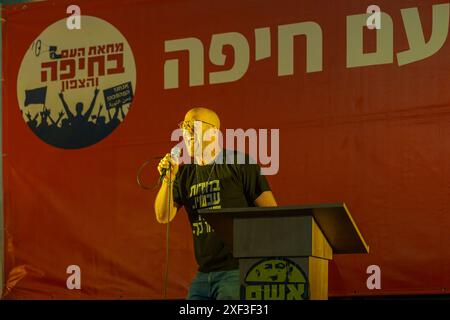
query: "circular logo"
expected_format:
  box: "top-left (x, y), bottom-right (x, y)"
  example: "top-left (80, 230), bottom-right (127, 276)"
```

top-left (17, 16), bottom-right (136, 149)
top-left (243, 258), bottom-right (309, 300)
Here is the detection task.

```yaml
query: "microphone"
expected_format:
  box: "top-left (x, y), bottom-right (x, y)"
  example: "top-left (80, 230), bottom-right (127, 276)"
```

top-left (160, 146), bottom-right (181, 182)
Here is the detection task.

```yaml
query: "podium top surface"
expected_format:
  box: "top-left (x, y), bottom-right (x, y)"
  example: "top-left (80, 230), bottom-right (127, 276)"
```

top-left (198, 203), bottom-right (369, 254)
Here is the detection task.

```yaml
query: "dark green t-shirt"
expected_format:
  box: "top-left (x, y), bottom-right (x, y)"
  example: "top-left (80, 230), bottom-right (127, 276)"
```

top-left (173, 149), bottom-right (271, 272)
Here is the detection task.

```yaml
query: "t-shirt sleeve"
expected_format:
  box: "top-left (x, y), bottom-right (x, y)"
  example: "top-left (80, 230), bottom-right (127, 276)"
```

top-left (172, 169), bottom-right (182, 206)
top-left (240, 160), bottom-right (271, 205)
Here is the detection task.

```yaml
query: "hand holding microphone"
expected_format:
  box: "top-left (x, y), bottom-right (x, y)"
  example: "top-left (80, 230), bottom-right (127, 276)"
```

top-left (157, 146), bottom-right (181, 183)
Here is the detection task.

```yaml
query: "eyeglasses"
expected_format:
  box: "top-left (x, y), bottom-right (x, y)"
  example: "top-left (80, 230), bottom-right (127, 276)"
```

top-left (178, 120), bottom-right (216, 134)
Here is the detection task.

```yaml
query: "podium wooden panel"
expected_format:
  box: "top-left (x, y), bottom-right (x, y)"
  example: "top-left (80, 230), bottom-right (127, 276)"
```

top-left (199, 203), bottom-right (368, 300)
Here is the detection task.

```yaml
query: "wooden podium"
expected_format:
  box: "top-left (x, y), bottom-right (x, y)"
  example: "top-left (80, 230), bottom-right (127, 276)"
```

top-left (198, 203), bottom-right (369, 300)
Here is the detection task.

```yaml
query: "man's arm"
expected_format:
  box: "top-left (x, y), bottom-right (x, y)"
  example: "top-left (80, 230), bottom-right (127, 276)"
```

top-left (154, 181), bottom-right (181, 224)
top-left (154, 153), bottom-right (181, 223)
top-left (83, 88), bottom-right (99, 120)
top-left (254, 191), bottom-right (277, 207)
top-left (58, 92), bottom-right (74, 120)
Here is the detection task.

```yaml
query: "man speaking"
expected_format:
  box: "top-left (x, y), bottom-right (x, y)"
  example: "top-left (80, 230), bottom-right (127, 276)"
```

top-left (154, 107), bottom-right (277, 300)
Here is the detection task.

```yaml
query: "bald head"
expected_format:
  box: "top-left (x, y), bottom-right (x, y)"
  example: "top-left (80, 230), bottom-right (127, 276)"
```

top-left (184, 107), bottom-right (220, 129)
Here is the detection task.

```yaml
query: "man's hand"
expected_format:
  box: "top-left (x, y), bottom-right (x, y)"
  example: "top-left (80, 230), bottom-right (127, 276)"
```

top-left (157, 153), bottom-right (179, 182)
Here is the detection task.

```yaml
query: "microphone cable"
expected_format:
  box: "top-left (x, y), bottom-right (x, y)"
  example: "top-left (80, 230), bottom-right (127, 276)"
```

top-left (136, 157), bottom-right (163, 190)
top-left (164, 163), bottom-right (172, 299)
top-left (136, 157), bottom-right (172, 299)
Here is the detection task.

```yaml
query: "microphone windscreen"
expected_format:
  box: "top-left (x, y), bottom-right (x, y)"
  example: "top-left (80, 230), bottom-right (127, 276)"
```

top-left (171, 146), bottom-right (181, 160)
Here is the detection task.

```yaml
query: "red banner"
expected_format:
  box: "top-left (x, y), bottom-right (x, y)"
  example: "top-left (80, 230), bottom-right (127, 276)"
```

top-left (3, 0), bottom-right (450, 298)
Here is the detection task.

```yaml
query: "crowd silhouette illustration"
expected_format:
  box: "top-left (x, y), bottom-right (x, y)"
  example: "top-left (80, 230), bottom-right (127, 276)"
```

top-left (23, 88), bottom-right (128, 149)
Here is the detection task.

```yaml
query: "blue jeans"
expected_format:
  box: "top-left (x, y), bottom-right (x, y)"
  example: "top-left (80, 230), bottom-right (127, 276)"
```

top-left (187, 269), bottom-right (241, 300)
